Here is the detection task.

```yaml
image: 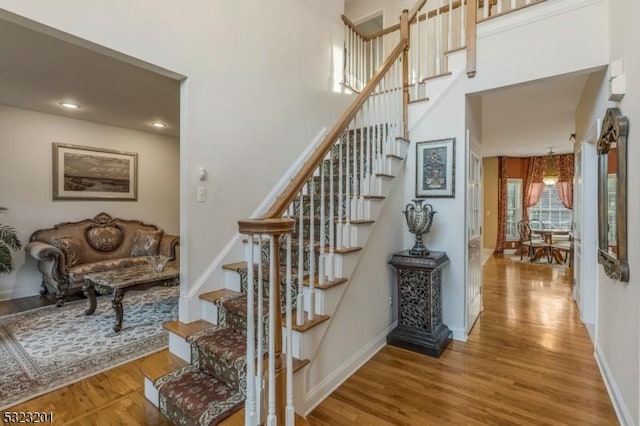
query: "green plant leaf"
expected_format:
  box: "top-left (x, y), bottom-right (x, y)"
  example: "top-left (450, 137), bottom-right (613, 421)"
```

top-left (0, 244), bottom-right (14, 274)
top-left (0, 224), bottom-right (21, 251)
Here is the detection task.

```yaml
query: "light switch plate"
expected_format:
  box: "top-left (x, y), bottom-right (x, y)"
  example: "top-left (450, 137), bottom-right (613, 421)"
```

top-left (197, 186), bottom-right (206, 202)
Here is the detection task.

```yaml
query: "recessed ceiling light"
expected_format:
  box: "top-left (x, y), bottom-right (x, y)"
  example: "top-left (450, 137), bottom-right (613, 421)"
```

top-left (151, 122), bottom-right (167, 129)
top-left (60, 102), bottom-right (80, 109)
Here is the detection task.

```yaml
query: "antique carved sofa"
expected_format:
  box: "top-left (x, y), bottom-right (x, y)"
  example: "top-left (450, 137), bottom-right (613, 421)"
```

top-left (25, 213), bottom-right (179, 306)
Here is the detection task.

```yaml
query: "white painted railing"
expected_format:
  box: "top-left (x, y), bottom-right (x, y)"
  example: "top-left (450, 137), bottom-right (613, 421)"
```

top-left (342, 16), bottom-right (393, 93)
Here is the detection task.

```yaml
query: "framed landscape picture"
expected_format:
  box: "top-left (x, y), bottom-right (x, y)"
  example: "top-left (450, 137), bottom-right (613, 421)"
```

top-left (52, 143), bottom-right (138, 201)
top-left (416, 138), bottom-right (455, 198)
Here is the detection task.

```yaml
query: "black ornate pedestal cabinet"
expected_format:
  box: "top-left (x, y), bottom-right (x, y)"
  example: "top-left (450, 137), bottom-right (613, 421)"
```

top-left (388, 250), bottom-right (451, 357)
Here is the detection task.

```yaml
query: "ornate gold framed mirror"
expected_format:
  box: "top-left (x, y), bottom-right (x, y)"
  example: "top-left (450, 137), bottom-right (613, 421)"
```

top-left (597, 107), bottom-right (629, 282)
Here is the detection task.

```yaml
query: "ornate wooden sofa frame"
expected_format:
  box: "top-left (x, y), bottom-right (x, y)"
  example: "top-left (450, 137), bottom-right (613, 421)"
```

top-left (25, 213), bottom-right (179, 306)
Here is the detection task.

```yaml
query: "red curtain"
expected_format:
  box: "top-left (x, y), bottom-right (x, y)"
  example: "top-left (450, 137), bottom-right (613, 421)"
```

top-left (494, 157), bottom-right (507, 254)
top-left (522, 156), bottom-right (546, 220)
top-left (555, 153), bottom-right (574, 209)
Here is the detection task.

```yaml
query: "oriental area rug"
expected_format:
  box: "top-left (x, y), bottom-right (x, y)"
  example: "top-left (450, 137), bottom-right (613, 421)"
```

top-left (0, 286), bottom-right (179, 410)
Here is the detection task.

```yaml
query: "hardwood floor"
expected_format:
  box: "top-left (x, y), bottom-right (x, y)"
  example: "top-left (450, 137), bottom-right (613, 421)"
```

top-left (3, 256), bottom-right (617, 425)
top-left (307, 256), bottom-right (617, 425)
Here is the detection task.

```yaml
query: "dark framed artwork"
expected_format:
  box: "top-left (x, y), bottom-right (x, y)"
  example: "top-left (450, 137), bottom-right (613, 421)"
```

top-left (416, 138), bottom-right (455, 198)
top-left (52, 143), bottom-right (138, 201)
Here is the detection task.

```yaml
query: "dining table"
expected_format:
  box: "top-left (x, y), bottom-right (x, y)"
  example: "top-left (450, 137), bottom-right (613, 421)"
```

top-left (532, 229), bottom-right (572, 263)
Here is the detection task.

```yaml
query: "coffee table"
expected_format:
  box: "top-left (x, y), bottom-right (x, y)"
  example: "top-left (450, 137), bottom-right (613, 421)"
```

top-left (83, 263), bottom-right (179, 332)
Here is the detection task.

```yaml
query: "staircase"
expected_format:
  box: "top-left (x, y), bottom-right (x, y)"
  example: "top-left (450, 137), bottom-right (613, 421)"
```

top-left (143, 122), bottom-right (409, 423)
top-left (140, 2), bottom-right (472, 424)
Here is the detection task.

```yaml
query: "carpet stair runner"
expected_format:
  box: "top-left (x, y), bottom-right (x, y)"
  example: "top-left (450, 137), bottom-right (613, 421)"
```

top-left (148, 134), bottom-right (405, 424)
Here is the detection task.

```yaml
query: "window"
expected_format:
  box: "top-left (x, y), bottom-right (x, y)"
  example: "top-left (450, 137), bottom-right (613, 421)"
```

top-left (528, 185), bottom-right (572, 229)
top-left (506, 179), bottom-right (522, 240)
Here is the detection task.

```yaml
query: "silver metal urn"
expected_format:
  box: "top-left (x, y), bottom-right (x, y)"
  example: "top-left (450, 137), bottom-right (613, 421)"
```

top-left (403, 199), bottom-right (436, 256)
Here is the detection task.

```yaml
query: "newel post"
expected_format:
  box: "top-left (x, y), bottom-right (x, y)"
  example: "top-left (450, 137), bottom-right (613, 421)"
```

top-left (400, 9), bottom-right (410, 139)
top-left (238, 218), bottom-right (295, 426)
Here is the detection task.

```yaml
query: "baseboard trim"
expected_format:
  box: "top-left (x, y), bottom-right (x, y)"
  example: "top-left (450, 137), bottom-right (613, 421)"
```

top-left (0, 286), bottom-right (41, 301)
top-left (450, 326), bottom-right (467, 342)
top-left (303, 321), bottom-right (397, 416)
top-left (594, 344), bottom-right (634, 426)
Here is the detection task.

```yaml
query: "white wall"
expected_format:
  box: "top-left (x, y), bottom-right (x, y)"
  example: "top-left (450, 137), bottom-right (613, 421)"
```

top-left (405, 76), bottom-right (467, 340)
top-left (0, 105), bottom-right (179, 300)
top-left (468, 0), bottom-right (609, 95)
top-left (345, 0), bottom-right (413, 28)
top-left (573, 0), bottom-right (640, 424)
top-left (0, 0), bottom-right (349, 298)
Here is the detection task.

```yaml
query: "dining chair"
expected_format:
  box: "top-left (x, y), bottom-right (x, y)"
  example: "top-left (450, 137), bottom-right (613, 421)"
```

top-left (518, 220), bottom-right (550, 262)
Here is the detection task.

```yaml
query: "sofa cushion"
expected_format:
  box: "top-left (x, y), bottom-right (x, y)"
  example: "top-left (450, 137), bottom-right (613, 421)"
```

top-left (51, 236), bottom-right (82, 268)
top-left (131, 229), bottom-right (163, 257)
top-left (86, 225), bottom-right (124, 252)
top-left (68, 257), bottom-right (149, 286)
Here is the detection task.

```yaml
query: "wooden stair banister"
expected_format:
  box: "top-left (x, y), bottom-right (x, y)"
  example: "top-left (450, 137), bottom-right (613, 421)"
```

top-left (260, 38), bottom-right (408, 220)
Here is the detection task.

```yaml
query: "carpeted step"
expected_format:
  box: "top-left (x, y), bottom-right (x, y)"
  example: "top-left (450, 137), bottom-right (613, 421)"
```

top-left (187, 326), bottom-right (247, 391)
top-left (155, 365), bottom-right (244, 426)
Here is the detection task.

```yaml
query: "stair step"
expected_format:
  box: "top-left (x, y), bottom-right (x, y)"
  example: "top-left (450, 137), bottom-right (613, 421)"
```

top-left (362, 194), bottom-right (385, 200)
top-left (141, 349), bottom-right (189, 383)
top-left (396, 136), bottom-right (410, 144)
top-left (155, 365), bottom-right (244, 425)
top-left (292, 312), bottom-right (330, 332)
top-left (199, 288), bottom-right (242, 304)
top-left (303, 275), bottom-right (348, 290)
top-left (163, 319), bottom-right (214, 340)
top-left (386, 153), bottom-right (404, 160)
top-left (350, 219), bottom-right (374, 225)
top-left (334, 246), bottom-right (363, 254)
top-left (222, 261), bottom-right (246, 272)
top-left (375, 173), bottom-right (395, 179)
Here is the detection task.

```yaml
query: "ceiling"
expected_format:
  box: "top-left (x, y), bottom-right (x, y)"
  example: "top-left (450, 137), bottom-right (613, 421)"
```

top-left (0, 17), bottom-right (181, 138)
top-left (480, 72), bottom-right (593, 158)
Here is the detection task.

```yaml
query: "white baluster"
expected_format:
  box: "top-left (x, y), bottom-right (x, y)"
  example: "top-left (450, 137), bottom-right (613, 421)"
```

top-left (319, 160), bottom-right (326, 285)
top-left (266, 236), bottom-right (276, 426)
top-left (511, 0), bottom-right (516, 11)
top-left (256, 235), bottom-right (264, 424)
top-left (448, 0), bottom-right (453, 51)
top-left (460, 0), bottom-right (466, 48)
top-left (350, 112), bottom-right (358, 221)
top-left (525, 0), bottom-right (531, 4)
top-left (497, 0), bottom-right (503, 15)
top-left (296, 193), bottom-right (304, 327)
top-left (285, 234), bottom-right (294, 426)
top-left (436, 3), bottom-right (442, 75)
top-left (364, 98), bottom-right (371, 197)
top-left (327, 145), bottom-right (335, 281)
top-left (414, 13), bottom-right (420, 99)
top-left (308, 178), bottom-right (316, 321)
top-left (245, 235), bottom-right (256, 426)
top-left (337, 134), bottom-right (344, 250)
top-left (343, 121), bottom-right (351, 248)
top-left (425, 9), bottom-right (430, 78)
top-left (358, 108), bottom-right (365, 220)
top-left (483, 0), bottom-right (489, 18)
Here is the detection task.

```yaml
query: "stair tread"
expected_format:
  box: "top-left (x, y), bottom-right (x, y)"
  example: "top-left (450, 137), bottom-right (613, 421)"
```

top-left (408, 97), bottom-right (430, 105)
top-left (303, 275), bottom-right (348, 290)
top-left (350, 219), bottom-right (374, 225)
top-left (155, 365), bottom-right (244, 425)
top-left (396, 136), bottom-right (410, 144)
top-left (222, 261), bottom-right (246, 272)
top-left (334, 246), bottom-right (363, 254)
top-left (375, 173), bottom-right (395, 179)
top-left (386, 153), bottom-right (404, 160)
top-left (200, 288), bottom-right (241, 304)
top-left (363, 195), bottom-right (385, 200)
top-left (292, 312), bottom-right (330, 332)
top-left (141, 349), bottom-right (188, 383)
top-left (163, 319), bottom-right (214, 339)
